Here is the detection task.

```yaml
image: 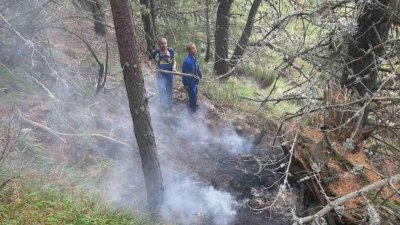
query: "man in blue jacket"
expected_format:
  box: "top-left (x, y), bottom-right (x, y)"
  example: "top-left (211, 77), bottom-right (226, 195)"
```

top-left (150, 37), bottom-right (176, 110)
top-left (182, 42), bottom-right (202, 113)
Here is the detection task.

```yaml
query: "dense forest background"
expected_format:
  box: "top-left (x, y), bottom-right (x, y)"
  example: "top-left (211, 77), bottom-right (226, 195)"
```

top-left (1, 0), bottom-right (399, 224)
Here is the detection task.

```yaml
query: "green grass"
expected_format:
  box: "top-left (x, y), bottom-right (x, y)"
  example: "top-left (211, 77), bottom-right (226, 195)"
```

top-left (235, 63), bottom-right (275, 88)
top-left (0, 183), bottom-right (154, 225)
top-left (203, 73), bottom-right (299, 119)
top-left (203, 76), bottom-right (259, 112)
top-left (0, 125), bottom-right (156, 225)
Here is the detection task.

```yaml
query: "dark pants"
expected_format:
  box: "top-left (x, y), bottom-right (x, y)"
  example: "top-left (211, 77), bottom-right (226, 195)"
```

top-left (156, 73), bottom-right (173, 110)
top-left (187, 84), bottom-right (198, 113)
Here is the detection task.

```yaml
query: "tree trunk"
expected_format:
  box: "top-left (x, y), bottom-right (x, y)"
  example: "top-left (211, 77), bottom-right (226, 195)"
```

top-left (91, 0), bottom-right (106, 36)
top-left (229, 0), bottom-right (261, 69)
top-left (149, 0), bottom-right (157, 37)
top-left (204, 0), bottom-right (212, 62)
top-left (75, 0), bottom-right (106, 36)
top-left (213, 0), bottom-right (233, 77)
top-left (341, 0), bottom-right (391, 96)
top-left (109, 0), bottom-right (164, 213)
top-left (140, 0), bottom-right (157, 55)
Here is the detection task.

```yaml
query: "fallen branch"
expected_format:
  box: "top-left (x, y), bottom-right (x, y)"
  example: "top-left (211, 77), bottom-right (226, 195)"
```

top-left (240, 96), bottom-right (324, 103)
top-left (293, 173), bottom-right (400, 224)
top-left (21, 115), bottom-right (133, 150)
top-left (28, 75), bottom-right (58, 100)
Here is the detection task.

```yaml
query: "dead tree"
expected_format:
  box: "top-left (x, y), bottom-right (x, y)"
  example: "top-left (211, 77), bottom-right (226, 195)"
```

top-left (109, 0), bottom-right (164, 213)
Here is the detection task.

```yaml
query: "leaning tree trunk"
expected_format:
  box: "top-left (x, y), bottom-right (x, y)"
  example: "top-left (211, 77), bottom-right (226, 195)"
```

top-left (109, 0), bottom-right (164, 213)
top-left (213, 0), bottom-right (233, 78)
top-left (140, 0), bottom-right (157, 55)
top-left (229, 0), bottom-right (261, 69)
top-left (341, 0), bottom-right (391, 96)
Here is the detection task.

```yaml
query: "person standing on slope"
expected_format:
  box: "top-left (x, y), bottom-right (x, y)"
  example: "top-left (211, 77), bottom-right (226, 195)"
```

top-left (182, 42), bottom-right (202, 113)
top-left (150, 37), bottom-right (176, 111)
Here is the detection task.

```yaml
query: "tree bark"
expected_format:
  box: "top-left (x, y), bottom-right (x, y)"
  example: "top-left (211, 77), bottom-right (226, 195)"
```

top-left (213, 0), bottom-right (233, 77)
top-left (229, 0), bottom-right (261, 69)
top-left (205, 0), bottom-right (212, 62)
top-left (109, 0), bottom-right (164, 213)
top-left (341, 0), bottom-right (391, 96)
top-left (140, 0), bottom-right (157, 55)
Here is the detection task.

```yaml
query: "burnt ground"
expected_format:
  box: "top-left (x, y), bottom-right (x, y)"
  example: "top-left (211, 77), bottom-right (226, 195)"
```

top-left (147, 83), bottom-right (302, 225)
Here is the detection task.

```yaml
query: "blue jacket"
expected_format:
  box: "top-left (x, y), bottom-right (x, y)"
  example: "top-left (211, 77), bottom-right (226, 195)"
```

top-left (182, 54), bottom-right (202, 86)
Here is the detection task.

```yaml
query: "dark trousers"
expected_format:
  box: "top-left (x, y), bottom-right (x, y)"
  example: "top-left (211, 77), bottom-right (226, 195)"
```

top-left (187, 84), bottom-right (198, 112)
top-left (156, 73), bottom-right (173, 110)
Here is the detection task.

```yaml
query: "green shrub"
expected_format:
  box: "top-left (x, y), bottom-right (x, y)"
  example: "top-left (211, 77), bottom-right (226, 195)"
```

top-left (203, 76), bottom-right (300, 119)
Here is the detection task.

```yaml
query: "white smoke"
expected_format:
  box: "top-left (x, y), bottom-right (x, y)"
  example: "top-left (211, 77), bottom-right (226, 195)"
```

top-left (162, 177), bottom-right (238, 225)
top-left (99, 74), bottom-right (251, 224)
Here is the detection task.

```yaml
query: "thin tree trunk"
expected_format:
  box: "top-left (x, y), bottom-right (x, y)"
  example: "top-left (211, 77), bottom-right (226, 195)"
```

top-left (213, 0), bottom-right (233, 77)
top-left (229, 0), bottom-right (261, 69)
top-left (109, 0), bottom-right (164, 213)
top-left (75, 0), bottom-right (106, 36)
top-left (140, 0), bottom-right (156, 55)
top-left (91, 0), bottom-right (106, 36)
top-left (149, 0), bottom-right (157, 37)
top-left (205, 0), bottom-right (212, 62)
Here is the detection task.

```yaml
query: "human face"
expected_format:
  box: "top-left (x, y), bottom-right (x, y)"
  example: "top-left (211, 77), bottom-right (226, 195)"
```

top-left (188, 44), bottom-right (197, 56)
top-left (158, 39), bottom-right (167, 51)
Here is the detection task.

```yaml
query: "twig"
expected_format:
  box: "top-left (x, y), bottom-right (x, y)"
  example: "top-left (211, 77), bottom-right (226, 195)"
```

top-left (283, 132), bottom-right (298, 188)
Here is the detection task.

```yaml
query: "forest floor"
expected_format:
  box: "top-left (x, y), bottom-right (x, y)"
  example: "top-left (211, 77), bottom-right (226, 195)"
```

top-left (0, 61), bottom-right (302, 225)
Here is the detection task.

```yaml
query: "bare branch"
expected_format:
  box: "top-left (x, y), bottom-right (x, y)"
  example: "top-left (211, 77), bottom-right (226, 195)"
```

top-left (293, 174), bottom-right (400, 224)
